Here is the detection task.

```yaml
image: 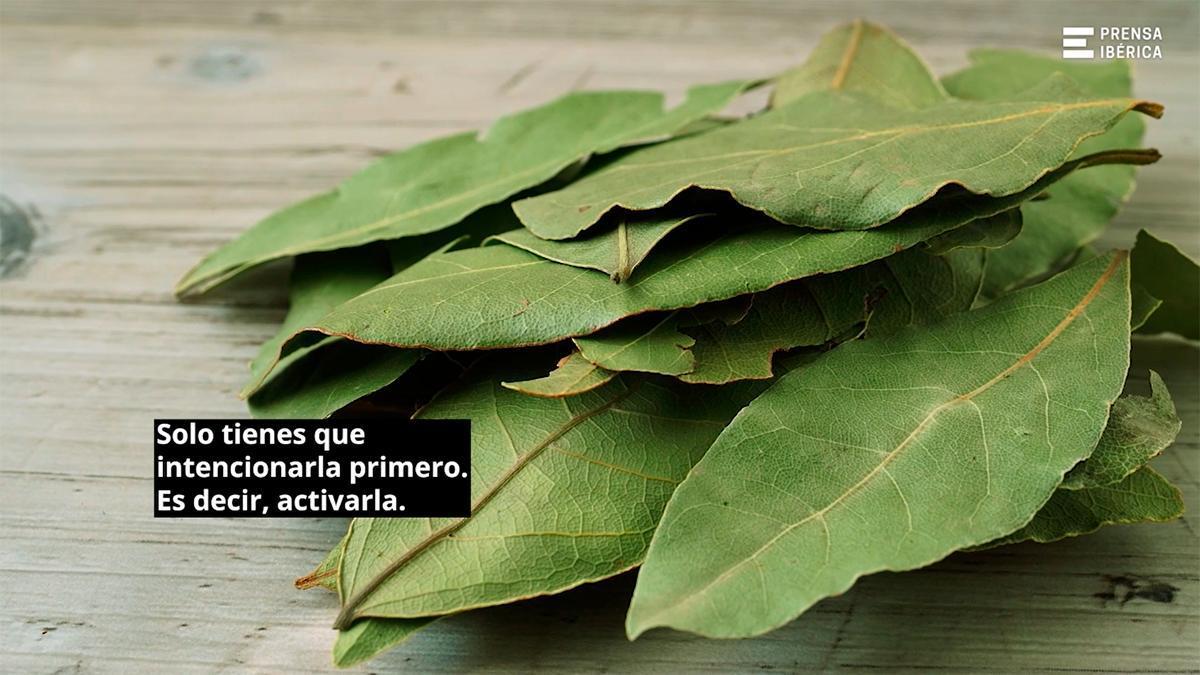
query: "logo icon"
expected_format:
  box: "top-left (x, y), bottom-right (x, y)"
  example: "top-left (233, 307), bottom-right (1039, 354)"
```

top-left (1062, 27), bottom-right (1095, 59)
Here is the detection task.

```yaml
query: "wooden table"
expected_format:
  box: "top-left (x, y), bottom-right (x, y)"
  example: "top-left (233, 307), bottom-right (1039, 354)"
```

top-left (2, 2), bottom-right (1197, 672)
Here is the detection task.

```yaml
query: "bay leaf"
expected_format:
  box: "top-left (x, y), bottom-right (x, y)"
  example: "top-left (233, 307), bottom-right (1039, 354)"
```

top-left (684, 244), bottom-right (984, 385)
top-left (501, 351), bottom-right (616, 398)
top-left (982, 467), bottom-right (1183, 548)
top-left (296, 537), bottom-right (436, 667)
top-left (943, 51), bottom-right (1147, 296)
top-left (333, 617), bottom-right (435, 668)
top-left (772, 20), bottom-right (948, 110)
top-left (1060, 371), bottom-right (1180, 490)
top-left (246, 205), bottom-right (521, 398)
top-left (296, 533), bottom-right (348, 593)
top-left (1130, 284), bottom-right (1163, 332)
top-left (679, 294), bottom-right (755, 327)
top-left (294, 153), bottom-right (1129, 354)
top-left (492, 213), bottom-right (710, 283)
top-left (1131, 230), bottom-right (1200, 340)
top-left (248, 343), bottom-right (419, 419)
top-left (923, 209), bottom-right (1023, 255)
top-left (575, 314), bottom-right (696, 375)
top-left (769, 26), bottom-right (1023, 259)
top-left (242, 247), bottom-right (392, 398)
top-left (679, 283), bottom-right (828, 384)
top-left (175, 81), bottom-right (754, 296)
top-left (627, 251), bottom-right (1131, 639)
top-left (331, 363), bottom-right (765, 628)
top-left (514, 75), bottom-right (1161, 240)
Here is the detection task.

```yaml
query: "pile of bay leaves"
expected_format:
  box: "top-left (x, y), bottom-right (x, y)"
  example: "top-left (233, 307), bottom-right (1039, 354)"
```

top-left (178, 22), bottom-right (1198, 666)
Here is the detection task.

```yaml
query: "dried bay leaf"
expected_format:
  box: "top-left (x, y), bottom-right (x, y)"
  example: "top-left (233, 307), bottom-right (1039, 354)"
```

top-left (247, 343), bottom-right (419, 419)
top-left (242, 247), bottom-right (393, 398)
top-left (514, 75), bottom-right (1161, 240)
top-left (1060, 371), bottom-right (1180, 490)
top-left (628, 252), bottom-right (1131, 639)
top-left (943, 51), bottom-right (1147, 296)
top-left (772, 27), bottom-right (1135, 294)
top-left (982, 467), bottom-right (1183, 548)
top-left (1131, 230), bottom-right (1200, 340)
top-left (493, 213), bottom-right (710, 283)
top-left (296, 538), bottom-right (436, 668)
top-left (575, 314), bottom-right (696, 376)
top-left (333, 618), bottom-right (435, 668)
top-left (245, 206), bottom-right (523, 400)
top-left (331, 363), bottom-right (767, 628)
top-left (772, 20), bottom-right (948, 110)
top-left (584, 245), bottom-right (985, 385)
top-left (176, 81), bottom-right (754, 296)
top-left (501, 351), bottom-right (616, 398)
top-left (923, 209), bottom-right (1023, 255)
top-left (293, 155), bottom-right (1127, 355)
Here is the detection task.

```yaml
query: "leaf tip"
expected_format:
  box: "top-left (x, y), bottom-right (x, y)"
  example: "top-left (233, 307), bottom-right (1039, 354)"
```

top-left (1133, 100), bottom-right (1165, 119)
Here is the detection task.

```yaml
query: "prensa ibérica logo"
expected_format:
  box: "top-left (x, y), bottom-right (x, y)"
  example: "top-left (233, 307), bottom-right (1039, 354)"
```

top-left (1062, 26), bottom-right (1164, 60)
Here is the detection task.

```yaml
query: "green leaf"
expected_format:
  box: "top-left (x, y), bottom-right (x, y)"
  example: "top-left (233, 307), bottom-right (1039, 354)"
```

top-left (609, 246), bottom-right (984, 386)
top-left (333, 617), bottom-right (435, 668)
top-left (575, 314), bottom-right (696, 376)
top-left (514, 75), bottom-right (1160, 240)
top-left (246, 208), bottom-right (517, 397)
top-left (175, 82), bottom-right (754, 296)
top-left (297, 534), bottom-right (349, 593)
top-left (923, 209), bottom-right (1023, 255)
top-left (943, 51), bottom-right (1148, 296)
top-left (242, 248), bottom-right (392, 398)
top-left (772, 20), bottom-right (948, 109)
top-left (1130, 284), bottom-right (1163, 332)
top-left (331, 362), bottom-right (765, 628)
top-left (492, 213), bottom-right (710, 283)
top-left (679, 284), bottom-right (830, 384)
top-left (833, 246), bottom-right (986, 337)
top-left (501, 351), bottom-right (617, 398)
top-left (296, 535), bottom-right (437, 667)
top-left (1131, 230), bottom-right (1200, 340)
top-left (294, 156), bottom-right (1122, 354)
top-left (1061, 371), bottom-right (1180, 490)
top-left (247, 343), bottom-right (420, 419)
top-left (983, 467), bottom-right (1183, 548)
top-left (628, 252), bottom-right (1131, 639)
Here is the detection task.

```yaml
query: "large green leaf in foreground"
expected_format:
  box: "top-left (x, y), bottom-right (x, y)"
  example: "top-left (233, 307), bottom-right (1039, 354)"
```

top-left (943, 51), bottom-right (1147, 296)
top-left (515, 75), bottom-right (1160, 240)
top-left (176, 81), bottom-right (752, 296)
top-left (331, 364), bottom-right (764, 629)
top-left (628, 252), bottom-right (1131, 639)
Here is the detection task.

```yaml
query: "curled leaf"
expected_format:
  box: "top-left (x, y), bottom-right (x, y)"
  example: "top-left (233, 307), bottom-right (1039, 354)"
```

top-left (515, 75), bottom-right (1161, 240)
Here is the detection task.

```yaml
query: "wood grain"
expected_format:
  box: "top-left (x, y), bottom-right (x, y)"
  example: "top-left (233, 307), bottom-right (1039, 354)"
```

top-left (2, 2), bottom-right (1197, 672)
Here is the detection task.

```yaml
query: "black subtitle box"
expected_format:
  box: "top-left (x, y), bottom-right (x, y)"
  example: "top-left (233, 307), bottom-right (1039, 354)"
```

top-left (154, 419), bottom-right (471, 518)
